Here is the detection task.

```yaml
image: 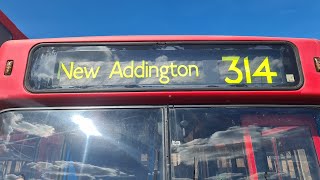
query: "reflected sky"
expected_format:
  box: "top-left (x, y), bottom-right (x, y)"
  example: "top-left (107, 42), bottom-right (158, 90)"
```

top-left (27, 161), bottom-right (133, 179)
top-left (0, 108), bottom-right (163, 179)
top-left (1, 107), bottom-right (320, 179)
top-left (172, 126), bottom-right (260, 165)
top-left (170, 107), bottom-right (320, 180)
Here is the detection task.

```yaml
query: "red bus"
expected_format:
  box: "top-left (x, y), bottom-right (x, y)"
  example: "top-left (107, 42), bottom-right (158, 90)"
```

top-left (1, 36), bottom-right (320, 180)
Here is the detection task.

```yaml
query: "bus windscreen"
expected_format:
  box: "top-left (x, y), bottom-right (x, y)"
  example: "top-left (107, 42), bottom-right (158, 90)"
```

top-left (26, 43), bottom-right (302, 92)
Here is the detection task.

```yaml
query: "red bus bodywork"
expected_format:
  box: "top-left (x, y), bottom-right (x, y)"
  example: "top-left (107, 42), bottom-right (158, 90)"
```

top-left (1, 36), bottom-right (320, 180)
top-left (0, 36), bottom-right (320, 109)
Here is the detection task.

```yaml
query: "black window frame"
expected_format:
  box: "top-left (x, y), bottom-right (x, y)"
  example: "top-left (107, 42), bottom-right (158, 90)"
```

top-left (24, 41), bottom-right (304, 93)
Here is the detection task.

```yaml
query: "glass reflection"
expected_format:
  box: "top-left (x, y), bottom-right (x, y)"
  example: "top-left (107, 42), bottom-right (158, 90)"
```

top-left (71, 115), bottom-right (102, 137)
top-left (170, 108), bottom-right (320, 180)
top-left (0, 108), bottom-right (163, 179)
top-left (27, 44), bottom-right (300, 92)
top-left (1, 107), bottom-right (320, 180)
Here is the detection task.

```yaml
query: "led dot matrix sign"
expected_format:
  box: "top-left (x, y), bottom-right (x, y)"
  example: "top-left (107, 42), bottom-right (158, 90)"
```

top-left (26, 42), bottom-right (301, 92)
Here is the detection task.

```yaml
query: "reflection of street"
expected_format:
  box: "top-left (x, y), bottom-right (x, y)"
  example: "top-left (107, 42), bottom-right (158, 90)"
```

top-left (172, 126), bottom-right (253, 165)
top-left (172, 125), bottom-right (319, 179)
top-left (173, 132), bottom-right (250, 179)
top-left (0, 112), bottom-right (58, 179)
top-left (0, 109), bottom-right (163, 179)
top-left (171, 108), bottom-right (320, 180)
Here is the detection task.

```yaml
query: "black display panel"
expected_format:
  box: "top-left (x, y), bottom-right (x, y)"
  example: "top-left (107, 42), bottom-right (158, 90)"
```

top-left (25, 42), bottom-right (302, 92)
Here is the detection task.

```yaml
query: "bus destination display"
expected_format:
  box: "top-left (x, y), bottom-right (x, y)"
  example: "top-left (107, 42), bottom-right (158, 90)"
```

top-left (26, 43), bottom-right (301, 92)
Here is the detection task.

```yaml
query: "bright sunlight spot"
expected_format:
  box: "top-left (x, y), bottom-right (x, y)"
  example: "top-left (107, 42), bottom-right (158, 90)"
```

top-left (72, 115), bottom-right (102, 137)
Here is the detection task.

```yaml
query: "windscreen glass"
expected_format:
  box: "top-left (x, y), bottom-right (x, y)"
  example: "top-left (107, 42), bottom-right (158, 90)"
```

top-left (0, 108), bottom-right (164, 180)
top-left (1, 107), bottom-right (318, 180)
top-left (26, 43), bottom-right (301, 92)
top-left (170, 107), bottom-right (320, 180)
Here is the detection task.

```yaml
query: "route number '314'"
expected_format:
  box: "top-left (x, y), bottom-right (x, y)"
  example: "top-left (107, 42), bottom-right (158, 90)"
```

top-left (222, 56), bottom-right (278, 84)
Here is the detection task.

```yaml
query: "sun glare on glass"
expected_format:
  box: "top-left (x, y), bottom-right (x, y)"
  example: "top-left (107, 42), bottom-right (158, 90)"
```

top-left (72, 115), bottom-right (102, 137)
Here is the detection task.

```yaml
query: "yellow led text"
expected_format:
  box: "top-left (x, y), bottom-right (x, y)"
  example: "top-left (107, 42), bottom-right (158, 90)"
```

top-left (109, 60), bottom-right (199, 84)
top-left (222, 56), bottom-right (277, 84)
top-left (57, 62), bottom-right (101, 80)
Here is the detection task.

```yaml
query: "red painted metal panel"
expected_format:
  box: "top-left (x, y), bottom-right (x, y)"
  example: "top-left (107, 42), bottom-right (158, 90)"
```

top-left (0, 36), bottom-right (320, 108)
